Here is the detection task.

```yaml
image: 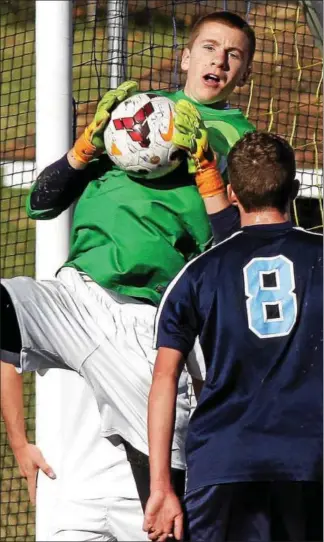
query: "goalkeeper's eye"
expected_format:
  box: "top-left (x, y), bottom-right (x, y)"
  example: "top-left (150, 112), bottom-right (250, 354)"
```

top-left (203, 45), bottom-right (215, 52)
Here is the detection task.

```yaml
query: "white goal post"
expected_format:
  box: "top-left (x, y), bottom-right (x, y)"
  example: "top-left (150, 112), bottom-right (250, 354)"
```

top-left (35, 1), bottom-right (127, 539)
top-left (35, 1), bottom-right (73, 538)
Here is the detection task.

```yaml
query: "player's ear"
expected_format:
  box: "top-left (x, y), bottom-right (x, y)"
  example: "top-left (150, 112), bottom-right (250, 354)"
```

top-left (227, 184), bottom-right (239, 206)
top-left (291, 179), bottom-right (300, 200)
top-left (181, 48), bottom-right (191, 72)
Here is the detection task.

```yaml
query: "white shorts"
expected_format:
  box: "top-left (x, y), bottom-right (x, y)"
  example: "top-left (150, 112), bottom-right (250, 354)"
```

top-left (1, 267), bottom-right (190, 469)
top-left (36, 378), bottom-right (147, 541)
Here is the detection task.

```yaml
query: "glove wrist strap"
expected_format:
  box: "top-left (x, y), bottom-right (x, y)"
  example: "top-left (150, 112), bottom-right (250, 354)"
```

top-left (195, 158), bottom-right (225, 199)
top-left (72, 127), bottom-right (100, 164)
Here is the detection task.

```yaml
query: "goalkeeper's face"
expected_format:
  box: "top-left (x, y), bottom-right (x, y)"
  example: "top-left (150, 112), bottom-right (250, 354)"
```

top-left (181, 22), bottom-right (251, 106)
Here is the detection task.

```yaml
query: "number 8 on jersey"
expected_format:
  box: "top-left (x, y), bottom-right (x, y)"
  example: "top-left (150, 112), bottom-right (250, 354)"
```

top-left (243, 255), bottom-right (297, 339)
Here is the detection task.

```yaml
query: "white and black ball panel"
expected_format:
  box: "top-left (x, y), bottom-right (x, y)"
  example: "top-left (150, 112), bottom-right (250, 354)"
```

top-left (104, 93), bottom-right (183, 179)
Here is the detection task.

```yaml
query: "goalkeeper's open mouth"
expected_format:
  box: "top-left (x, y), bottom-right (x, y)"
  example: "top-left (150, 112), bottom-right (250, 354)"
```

top-left (202, 73), bottom-right (222, 88)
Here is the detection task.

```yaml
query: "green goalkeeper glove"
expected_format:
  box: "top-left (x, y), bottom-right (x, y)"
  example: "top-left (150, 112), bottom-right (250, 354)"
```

top-left (73, 80), bottom-right (138, 164)
top-left (172, 99), bottom-right (225, 199)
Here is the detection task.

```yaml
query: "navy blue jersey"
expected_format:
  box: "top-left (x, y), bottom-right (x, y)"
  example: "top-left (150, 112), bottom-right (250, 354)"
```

top-left (155, 223), bottom-right (323, 491)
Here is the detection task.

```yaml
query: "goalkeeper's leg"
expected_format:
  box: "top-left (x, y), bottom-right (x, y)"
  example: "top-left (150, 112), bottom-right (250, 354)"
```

top-left (0, 282), bottom-right (146, 541)
top-left (0, 270), bottom-right (188, 540)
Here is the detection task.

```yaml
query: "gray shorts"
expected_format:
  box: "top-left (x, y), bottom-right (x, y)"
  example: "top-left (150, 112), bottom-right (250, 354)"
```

top-left (1, 267), bottom-right (189, 468)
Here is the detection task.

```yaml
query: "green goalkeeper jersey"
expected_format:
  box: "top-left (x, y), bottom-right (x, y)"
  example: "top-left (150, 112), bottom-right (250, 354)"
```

top-left (31, 90), bottom-right (254, 305)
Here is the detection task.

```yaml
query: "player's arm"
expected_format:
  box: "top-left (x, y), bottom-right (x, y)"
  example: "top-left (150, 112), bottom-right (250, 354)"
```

top-left (144, 347), bottom-right (185, 541)
top-left (173, 99), bottom-right (230, 215)
top-left (173, 100), bottom-right (241, 243)
top-left (144, 270), bottom-right (198, 541)
top-left (26, 81), bottom-right (138, 220)
top-left (0, 362), bottom-right (56, 504)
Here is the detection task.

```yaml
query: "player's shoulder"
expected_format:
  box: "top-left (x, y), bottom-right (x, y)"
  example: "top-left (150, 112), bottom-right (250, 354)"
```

top-left (86, 154), bottom-right (114, 179)
top-left (202, 105), bottom-right (254, 127)
top-left (80, 155), bottom-right (130, 195)
top-left (288, 227), bottom-right (323, 268)
top-left (290, 226), bottom-right (323, 248)
top-left (158, 231), bottom-right (242, 308)
top-left (185, 230), bottom-right (244, 277)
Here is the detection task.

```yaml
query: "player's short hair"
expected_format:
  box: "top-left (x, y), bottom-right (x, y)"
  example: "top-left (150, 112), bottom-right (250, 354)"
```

top-left (187, 11), bottom-right (256, 65)
top-left (227, 131), bottom-right (297, 212)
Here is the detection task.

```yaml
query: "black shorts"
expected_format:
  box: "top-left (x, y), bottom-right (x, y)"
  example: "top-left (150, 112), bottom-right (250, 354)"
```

top-left (184, 481), bottom-right (323, 542)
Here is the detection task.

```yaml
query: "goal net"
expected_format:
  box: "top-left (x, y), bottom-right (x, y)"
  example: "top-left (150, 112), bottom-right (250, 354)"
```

top-left (1, 0), bottom-right (322, 539)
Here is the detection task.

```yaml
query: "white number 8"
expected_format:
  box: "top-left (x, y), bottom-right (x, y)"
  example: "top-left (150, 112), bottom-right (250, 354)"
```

top-left (243, 255), bottom-right (297, 338)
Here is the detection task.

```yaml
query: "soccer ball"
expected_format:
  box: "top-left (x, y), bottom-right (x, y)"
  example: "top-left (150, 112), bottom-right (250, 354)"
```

top-left (103, 93), bottom-right (184, 179)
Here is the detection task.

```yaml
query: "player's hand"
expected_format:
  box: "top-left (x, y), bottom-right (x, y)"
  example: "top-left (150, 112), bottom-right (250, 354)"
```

top-left (72, 80), bottom-right (138, 164)
top-left (89, 81), bottom-right (139, 150)
top-left (13, 443), bottom-right (56, 505)
top-left (173, 99), bottom-right (225, 199)
top-left (173, 99), bottom-right (212, 168)
top-left (143, 489), bottom-right (183, 541)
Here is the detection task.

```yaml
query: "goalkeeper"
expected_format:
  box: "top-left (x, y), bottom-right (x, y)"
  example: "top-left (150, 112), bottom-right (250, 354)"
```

top-left (1, 11), bottom-right (255, 541)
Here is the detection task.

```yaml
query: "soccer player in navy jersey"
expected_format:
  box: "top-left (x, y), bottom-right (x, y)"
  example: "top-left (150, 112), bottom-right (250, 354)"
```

top-left (144, 131), bottom-right (323, 542)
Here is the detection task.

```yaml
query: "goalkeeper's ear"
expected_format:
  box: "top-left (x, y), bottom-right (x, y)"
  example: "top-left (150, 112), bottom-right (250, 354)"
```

top-left (181, 48), bottom-right (191, 72)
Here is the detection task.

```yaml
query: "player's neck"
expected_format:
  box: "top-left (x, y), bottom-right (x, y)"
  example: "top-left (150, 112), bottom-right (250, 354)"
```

top-left (240, 208), bottom-right (290, 227)
top-left (182, 88), bottom-right (228, 110)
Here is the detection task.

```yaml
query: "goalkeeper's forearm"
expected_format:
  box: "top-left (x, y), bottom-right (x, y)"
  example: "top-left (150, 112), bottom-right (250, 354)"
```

top-left (195, 157), bottom-right (231, 215)
top-left (26, 153), bottom-right (89, 220)
top-left (202, 165), bottom-right (241, 243)
top-left (204, 192), bottom-right (231, 215)
top-left (0, 362), bottom-right (28, 452)
top-left (67, 147), bottom-right (91, 170)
